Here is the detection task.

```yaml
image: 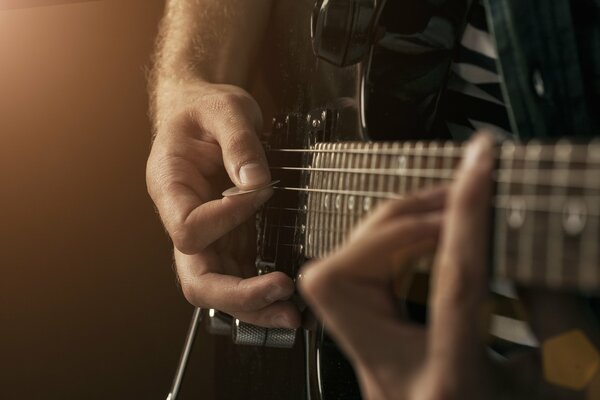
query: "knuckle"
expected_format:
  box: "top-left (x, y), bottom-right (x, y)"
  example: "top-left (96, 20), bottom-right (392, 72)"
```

top-left (180, 280), bottom-right (202, 308)
top-left (171, 224), bottom-right (202, 255)
top-left (299, 260), bottom-right (341, 302)
top-left (224, 131), bottom-right (255, 159)
top-left (204, 91), bottom-right (253, 115)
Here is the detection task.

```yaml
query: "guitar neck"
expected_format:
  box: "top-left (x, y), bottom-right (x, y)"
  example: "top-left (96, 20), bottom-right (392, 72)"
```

top-left (269, 140), bottom-right (600, 292)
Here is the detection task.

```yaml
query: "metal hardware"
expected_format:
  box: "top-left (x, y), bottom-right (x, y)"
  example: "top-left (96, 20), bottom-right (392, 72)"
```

top-left (532, 69), bottom-right (545, 98)
top-left (311, 0), bottom-right (384, 67)
top-left (166, 307), bottom-right (202, 400)
top-left (206, 308), bottom-right (232, 336)
top-left (232, 319), bottom-right (297, 348)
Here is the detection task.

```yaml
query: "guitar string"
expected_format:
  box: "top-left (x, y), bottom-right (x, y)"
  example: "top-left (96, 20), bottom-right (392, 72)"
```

top-left (264, 189), bottom-right (600, 216)
top-left (269, 166), bottom-right (600, 190)
top-left (265, 146), bottom-right (600, 163)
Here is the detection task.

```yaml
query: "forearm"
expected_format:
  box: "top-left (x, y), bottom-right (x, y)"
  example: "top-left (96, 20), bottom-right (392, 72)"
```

top-left (150, 0), bottom-right (273, 127)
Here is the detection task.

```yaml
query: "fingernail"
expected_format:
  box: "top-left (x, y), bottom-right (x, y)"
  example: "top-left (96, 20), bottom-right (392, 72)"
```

top-left (462, 136), bottom-right (487, 170)
top-left (239, 163), bottom-right (270, 187)
top-left (272, 314), bottom-right (292, 328)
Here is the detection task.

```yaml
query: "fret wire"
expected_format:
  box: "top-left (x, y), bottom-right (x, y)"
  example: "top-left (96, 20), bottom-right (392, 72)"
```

top-left (519, 142), bottom-right (540, 283)
top-left (547, 142), bottom-right (571, 286)
top-left (325, 142), bottom-right (336, 256)
top-left (390, 142), bottom-right (401, 199)
top-left (342, 143), bottom-right (355, 246)
top-left (350, 142), bottom-right (362, 230)
top-left (425, 142), bottom-right (437, 188)
top-left (314, 143), bottom-right (325, 257)
top-left (413, 142), bottom-right (424, 192)
top-left (306, 143), bottom-right (318, 257)
top-left (331, 142), bottom-right (342, 253)
top-left (337, 144), bottom-right (348, 248)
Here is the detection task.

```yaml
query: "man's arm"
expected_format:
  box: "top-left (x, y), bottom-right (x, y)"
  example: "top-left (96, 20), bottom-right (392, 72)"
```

top-left (150, 0), bottom-right (273, 131)
top-left (147, 0), bottom-right (300, 329)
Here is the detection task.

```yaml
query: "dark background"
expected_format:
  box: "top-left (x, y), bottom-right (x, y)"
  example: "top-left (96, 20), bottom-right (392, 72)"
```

top-left (0, 0), bottom-right (212, 398)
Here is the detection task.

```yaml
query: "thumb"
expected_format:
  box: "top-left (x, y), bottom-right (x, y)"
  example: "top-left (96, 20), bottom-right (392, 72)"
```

top-left (202, 92), bottom-right (271, 189)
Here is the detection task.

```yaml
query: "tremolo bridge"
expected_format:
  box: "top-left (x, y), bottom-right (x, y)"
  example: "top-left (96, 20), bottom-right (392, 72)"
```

top-left (206, 109), bottom-right (336, 349)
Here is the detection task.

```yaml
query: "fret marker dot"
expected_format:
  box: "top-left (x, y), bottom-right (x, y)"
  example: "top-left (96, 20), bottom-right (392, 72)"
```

top-left (507, 197), bottom-right (526, 229)
top-left (563, 199), bottom-right (587, 236)
top-left (324, 194), bottom-right (329, 209)
top-left (348, 196), bottom-right (355, 210)
top-left (308, 233), bottom-right (312, 245)
top-left (363, 197), bottom-right (372, 212)
top-left (335, 195), bottom-right (341, 209)
top-left (397, 156), bottom-right (407, 171)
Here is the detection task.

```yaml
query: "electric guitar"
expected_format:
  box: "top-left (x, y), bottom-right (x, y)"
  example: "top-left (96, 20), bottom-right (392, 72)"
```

top-left (175, 1), bottom-right (600, 399)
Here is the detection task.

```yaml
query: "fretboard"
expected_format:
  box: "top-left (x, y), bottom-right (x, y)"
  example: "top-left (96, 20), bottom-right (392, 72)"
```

top-left (270, 140), bottom-right (600, 292)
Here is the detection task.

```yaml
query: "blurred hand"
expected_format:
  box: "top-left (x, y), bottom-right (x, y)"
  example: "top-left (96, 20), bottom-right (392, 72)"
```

top-left (300, 134), bottom-right (598, 399)
top-left (147, 82), bottom-right (300, 329)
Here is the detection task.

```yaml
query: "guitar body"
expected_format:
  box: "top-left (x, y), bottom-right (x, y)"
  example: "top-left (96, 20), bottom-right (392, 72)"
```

top-left (200, 1), bottom-right (600, 399)
top-left (213, 1), bottom-right (367, 399)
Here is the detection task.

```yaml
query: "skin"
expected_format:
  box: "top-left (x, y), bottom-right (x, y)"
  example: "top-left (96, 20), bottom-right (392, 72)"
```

top-left (148, 1), bottom-right (599, 397)
top-left (148, 0), bottom-right (300, 329)
top-left (299, 134), bottom-right (600, 400)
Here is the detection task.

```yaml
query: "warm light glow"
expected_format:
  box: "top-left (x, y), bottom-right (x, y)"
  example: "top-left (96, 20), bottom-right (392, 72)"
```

top-left (0, 0), bottom-right (100, 11)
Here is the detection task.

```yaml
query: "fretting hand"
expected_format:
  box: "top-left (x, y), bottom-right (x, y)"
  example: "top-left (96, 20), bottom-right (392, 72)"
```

top-left (299, 134), bottom-right (599, 399)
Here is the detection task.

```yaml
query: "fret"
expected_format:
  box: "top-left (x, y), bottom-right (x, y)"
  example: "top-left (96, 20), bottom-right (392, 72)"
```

top-left (323, 142), bottom-right (335, 255)
top-left (348, 142), bottom-right (361, 231)
top-left (525, 144), bottom-right (552, 287)
top-left (424, 142), bottom-right (438, 187)
top-left (305, 144), bottom-right (317, 258)
top-left (390, 142), bottom-right (402, 196)
top-left (314, 143), bottom-right (330, 257)
top-left (374, 142), bottom-right (386, 209)
top-left (334, 143), bottom-right (346, 250)
top-left (506, 144), bottom-right (525, 283)
top-left (322, 142), bottom-right (336, 256)
top-left (413, 141), bottom-right (424, 191)
top-left (342, 143), bottom-right (355, 243)
top-left (561, 147), bottom-right (588, 288)
top-left (442, 141), bottom-right (454, 188)
top-left (547, 141), bottom-right (571, 288)
top-left (380, 143), bottom-right (391, 198)
top-left (363, 142), bottom-right (377, 216)
top-left (518, 141), bottom-right (541, 283)
top-left (494, 141), bottom-right (515, 281)
top-left (399, 142), bottom-right (412, 195)
top-left (358, 143), bottom-right (371, 220)
top-left (581, 140), bottom-right (600, 289)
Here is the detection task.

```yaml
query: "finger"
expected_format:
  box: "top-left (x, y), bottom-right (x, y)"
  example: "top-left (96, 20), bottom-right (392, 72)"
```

top-left (173, 184), bottom-right (272, 254)
top-left (147, 138), bottom-right (272, 254)
top-left (300, 210), bottom-right (442, 311)
top-left (427, 133), bottom-right (495, 381)
top-left (332, 211), bottom-right (443, 280)
top-left (235, 300), bottom-right (302, 329)
top-left (195, 91), bottom-right (271, 189)
top-left (300, 245), bottom-right (428, 386)
top-left (177, 252), bottom-right (298, 326)
top-left (357, 186), bottom-right (447, 234)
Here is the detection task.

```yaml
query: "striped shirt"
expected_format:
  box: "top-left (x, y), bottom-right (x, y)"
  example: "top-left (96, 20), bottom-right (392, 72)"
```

top-left (443, 0), bottom-right (514, 140)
